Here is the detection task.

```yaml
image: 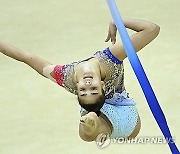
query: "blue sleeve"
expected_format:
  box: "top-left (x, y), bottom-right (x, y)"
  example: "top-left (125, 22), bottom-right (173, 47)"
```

top-left (103, 47), bottom-right (123, 65)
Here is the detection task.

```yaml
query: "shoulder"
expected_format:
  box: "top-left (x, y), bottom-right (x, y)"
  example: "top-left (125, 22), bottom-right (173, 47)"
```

top-left (94, 48), bottom-right (123, 65)
top-left (52, 63), bottom-right (77, 95)
top-left (62, 63), bottom-right (78, 94)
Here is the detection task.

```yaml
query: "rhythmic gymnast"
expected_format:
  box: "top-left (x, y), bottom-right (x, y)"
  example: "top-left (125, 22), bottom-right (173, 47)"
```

top-left (0, 18), bottom-right (160, 142)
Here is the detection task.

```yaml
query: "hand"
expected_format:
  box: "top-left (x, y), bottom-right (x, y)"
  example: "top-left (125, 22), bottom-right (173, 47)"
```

top-left (105, 20), bottom-right (117, 44)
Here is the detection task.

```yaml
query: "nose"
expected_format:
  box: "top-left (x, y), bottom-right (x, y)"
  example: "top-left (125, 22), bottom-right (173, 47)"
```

top-left (85, 81), bottom-right (91, 85)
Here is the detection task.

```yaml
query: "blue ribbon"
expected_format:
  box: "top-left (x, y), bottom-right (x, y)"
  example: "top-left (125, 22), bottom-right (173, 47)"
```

top-left (106, 0), bottom-right (179, 153)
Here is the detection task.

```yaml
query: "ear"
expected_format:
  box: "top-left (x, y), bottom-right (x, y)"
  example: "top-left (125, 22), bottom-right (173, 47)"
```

top-left (101, 81), bottom-right (106, 91)
top-left (74, 72), bottom-right (79, 84)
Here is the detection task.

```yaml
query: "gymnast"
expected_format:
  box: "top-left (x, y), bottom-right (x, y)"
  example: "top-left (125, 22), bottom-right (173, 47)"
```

top-left (0, 18), bottom-right (160, 142)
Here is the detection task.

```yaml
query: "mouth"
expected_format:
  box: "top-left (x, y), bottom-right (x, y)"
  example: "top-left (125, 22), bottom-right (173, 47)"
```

top-left (83, 76), bottom-right (93, 79)
top-left (83, 74), bottom-right (93, 79)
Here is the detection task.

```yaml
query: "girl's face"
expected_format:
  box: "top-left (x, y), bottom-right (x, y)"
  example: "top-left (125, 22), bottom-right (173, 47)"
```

top-left (75, 59), bottom-right (105, 104)
top-left (76, 76), bottom-right (105, 104)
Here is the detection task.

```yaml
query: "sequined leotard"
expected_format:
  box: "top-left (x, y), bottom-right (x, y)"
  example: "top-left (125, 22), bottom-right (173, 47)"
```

top-left (53, 47), bottom-right (138, 138)
top-left (53, 48), bottom-right (125, 98)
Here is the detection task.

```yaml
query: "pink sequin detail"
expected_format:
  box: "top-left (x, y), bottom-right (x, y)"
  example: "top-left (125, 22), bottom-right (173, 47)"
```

top-left (53, 65), bottom-right (65, 86)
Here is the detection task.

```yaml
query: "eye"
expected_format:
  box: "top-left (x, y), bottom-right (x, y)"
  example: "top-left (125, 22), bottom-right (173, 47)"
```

top-left (91, 87), bottom-right (97, 90)
top-left (91, 93), bottom-right (98, 95)
top-left (80, 88), bottom-right (85, 91)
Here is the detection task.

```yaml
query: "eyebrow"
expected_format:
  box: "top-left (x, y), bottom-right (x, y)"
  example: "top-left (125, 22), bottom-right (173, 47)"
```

top-left (80, 92), bottom-right (99, 97)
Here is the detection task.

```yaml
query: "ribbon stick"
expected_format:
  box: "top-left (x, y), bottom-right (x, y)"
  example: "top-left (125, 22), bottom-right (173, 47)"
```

top-left (106, 0), bottom-right (179, 153)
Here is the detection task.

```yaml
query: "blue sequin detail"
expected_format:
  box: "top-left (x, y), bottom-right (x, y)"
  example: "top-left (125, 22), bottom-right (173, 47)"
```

top-left (80, 91), bottom-right (138, 138)
top-left (103, 48), bottom-right (122, 64)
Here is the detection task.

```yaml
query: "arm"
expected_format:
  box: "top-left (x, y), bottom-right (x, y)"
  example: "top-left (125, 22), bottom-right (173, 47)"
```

top-left (0, 39), bottom-right (53, 78)
top-left (105, 19), bottom-right (160, 61)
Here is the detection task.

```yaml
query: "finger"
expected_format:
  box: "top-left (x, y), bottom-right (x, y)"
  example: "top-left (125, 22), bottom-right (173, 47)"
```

top-left (111, 32), bottom-right (117, 44)
top-left (105, 32), bottom-right (111, 42)
top-left (111, 36), bottom-right (116, 44)
top-left (112, 38), bottom-right (116, 45)
top-left (110, 38), bottom-right (115, 45)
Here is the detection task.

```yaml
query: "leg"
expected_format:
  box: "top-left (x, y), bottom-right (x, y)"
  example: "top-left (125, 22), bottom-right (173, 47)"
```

top-left (128, 115), bottom-right (141, 139)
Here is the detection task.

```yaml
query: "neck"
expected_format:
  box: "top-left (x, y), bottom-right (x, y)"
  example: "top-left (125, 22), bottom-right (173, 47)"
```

top-left (74, 58), bottom-right (103, 83)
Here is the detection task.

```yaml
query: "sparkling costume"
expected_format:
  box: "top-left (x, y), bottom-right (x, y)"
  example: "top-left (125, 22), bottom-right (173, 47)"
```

top-left (53, 48), bottom-right (138, 138)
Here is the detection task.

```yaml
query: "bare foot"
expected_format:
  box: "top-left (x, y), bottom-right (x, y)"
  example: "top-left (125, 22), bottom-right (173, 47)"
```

top-left (80, 116), bottom-right (96, 131)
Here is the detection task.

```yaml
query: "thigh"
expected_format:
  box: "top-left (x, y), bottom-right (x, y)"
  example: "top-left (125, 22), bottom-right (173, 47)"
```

top-left (128, 115), bottom-right (141, 139)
